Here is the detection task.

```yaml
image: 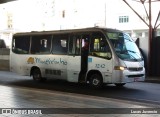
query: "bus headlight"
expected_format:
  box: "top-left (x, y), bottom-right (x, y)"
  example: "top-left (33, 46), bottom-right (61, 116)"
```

top-left (114, 66), bottom-right (125, 71)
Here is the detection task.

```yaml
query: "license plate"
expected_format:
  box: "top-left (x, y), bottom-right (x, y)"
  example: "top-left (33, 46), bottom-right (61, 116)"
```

top-left (134, 77), bottom-right (139, 81)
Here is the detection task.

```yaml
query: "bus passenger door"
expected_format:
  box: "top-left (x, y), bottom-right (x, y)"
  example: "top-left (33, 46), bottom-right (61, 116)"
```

top-left (67, 35), bottom-right (81, 82)
top-left (89, 32), bottom-right (113, 83)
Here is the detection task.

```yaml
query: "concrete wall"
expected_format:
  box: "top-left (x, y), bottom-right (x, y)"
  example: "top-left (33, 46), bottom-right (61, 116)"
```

top-left (139, 37), bottom-right (149, 74)
top-left (0, 48), bottom-right (10, 71)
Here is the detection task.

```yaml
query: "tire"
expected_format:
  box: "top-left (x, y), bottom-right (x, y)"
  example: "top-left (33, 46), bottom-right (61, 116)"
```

top-left (115, 83), bottom-right (126, 87)
top-left (32, 68), bottom-right (44, 82)
top-left (89, 74), bottom-right (103, 89)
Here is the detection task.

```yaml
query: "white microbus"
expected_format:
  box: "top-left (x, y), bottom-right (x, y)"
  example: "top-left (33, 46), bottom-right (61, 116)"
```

top-left (10, 27), bottom-right (145, 88)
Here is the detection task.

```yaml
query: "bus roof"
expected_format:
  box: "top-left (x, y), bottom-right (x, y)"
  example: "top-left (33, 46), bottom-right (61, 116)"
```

top-left (13, 27), bottom-right (122, 36)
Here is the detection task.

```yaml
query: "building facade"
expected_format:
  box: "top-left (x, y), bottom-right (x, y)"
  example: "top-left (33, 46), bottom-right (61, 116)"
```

top-left (0, 0), bottom-right (159, 49)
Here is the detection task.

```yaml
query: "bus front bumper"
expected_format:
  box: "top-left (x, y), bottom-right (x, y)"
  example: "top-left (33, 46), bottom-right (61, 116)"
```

top-left (121, 69), bottom-right (145, 83)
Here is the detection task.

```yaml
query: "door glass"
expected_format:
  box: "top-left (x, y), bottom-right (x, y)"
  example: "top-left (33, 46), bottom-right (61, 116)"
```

top-left (90, 32), bottom-right (111, 59)
top-left (68, 35), bottom-right (81, 55)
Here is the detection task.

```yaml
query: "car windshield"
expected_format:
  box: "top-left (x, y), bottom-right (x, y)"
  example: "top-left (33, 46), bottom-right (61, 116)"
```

top-left (106, 31), bottom-right (143, 61)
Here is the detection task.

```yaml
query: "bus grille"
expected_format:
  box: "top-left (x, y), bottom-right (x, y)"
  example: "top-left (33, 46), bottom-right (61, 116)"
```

top-left (128, 67), bottom-right (143, 71)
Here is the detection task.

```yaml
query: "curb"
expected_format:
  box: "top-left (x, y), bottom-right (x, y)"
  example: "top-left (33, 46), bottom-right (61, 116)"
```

top-left (145, 77), bottom-right (160, 83)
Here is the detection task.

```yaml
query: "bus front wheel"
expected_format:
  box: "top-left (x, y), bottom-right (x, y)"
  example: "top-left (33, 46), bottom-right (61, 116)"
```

top-left (89, 74), bottom-right (103, 89)
top-left (32, 68), bottom-right (45, 82)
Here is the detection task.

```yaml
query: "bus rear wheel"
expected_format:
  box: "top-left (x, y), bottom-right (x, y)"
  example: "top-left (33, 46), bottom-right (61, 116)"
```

top-left (89, 74), bottom-right (103, 89)
top-left (32, 68), bottom-right (45, 82)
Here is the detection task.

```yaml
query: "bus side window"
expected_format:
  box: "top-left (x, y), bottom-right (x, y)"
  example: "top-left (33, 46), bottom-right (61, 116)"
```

top-left (40, 39), bottom-right (48, 52)
top-left (52, 34), bottom-right (68, 54)
top-left (90, 32), bottom-right (111, 59)
top-left (31, 35), bottom-right (52, 54)
top-left (12, 36), bottom-right (30, 54)
top-left (68, 35), bottom-right (81, 55)
top-left (68, 36), bottom-right (74, 55)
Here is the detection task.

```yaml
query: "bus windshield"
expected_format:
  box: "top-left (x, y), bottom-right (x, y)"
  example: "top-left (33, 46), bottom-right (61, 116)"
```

top-left (106, 31), bottom-right (143, 61)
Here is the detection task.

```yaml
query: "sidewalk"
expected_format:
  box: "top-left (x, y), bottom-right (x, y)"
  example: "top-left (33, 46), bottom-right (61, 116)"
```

top-left (145, 76), bottom-right (160, 83)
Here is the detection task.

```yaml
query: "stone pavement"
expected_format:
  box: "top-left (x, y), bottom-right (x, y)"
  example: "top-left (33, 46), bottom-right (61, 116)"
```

top-left (0, 70), bottom-right (160, 117)
top-left (0, 85), bottom-right (160, 117)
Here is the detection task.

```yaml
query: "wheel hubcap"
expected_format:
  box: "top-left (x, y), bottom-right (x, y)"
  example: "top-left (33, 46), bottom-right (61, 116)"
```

top-left (92, 78), bottom-right (99, 85)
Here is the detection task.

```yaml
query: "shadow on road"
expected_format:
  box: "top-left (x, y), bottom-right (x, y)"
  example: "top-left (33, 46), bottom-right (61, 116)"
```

top-left (7, 78), bottom-right (142, 97)
top-left (1, 71), bottom-right (160, 106)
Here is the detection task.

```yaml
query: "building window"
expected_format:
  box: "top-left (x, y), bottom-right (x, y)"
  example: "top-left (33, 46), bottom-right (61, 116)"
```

top-left (143, 15), bottom-right (148, 22)
top-left (7, 13), bottom-right (13, 29)
top-left (136, 32), bottom-right (142, 37)
top-left (157, 31), bottom-right (160, 36)
top-left (119, 16), bottom-right (129, 23)
top-left (145, 32), bottom-right (149, 37)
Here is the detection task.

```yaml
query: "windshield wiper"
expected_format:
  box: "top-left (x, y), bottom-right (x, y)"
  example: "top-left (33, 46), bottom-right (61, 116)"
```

top-left (126, 50), bottom-right (136, 53)
top-left (126, 50), bottom-right (143, 60)
top-left (120, 50), bottom-right (140, 61)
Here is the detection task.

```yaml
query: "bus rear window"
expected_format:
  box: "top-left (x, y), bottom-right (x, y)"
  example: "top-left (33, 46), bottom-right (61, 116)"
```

top-left (12, 36), bottom-right (30, 54)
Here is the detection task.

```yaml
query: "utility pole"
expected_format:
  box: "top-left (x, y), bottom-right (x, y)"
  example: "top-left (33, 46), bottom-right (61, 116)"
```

top-left (148, 0), bottom-right (152, 75)
top-left (104, 3), bottom-right (106, 27)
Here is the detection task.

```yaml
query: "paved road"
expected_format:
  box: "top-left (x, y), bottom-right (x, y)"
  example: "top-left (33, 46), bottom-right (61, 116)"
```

top-left (0, 71), bottom-right (160, 106)
top-left (0, 84), bottom-right (159, 117)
